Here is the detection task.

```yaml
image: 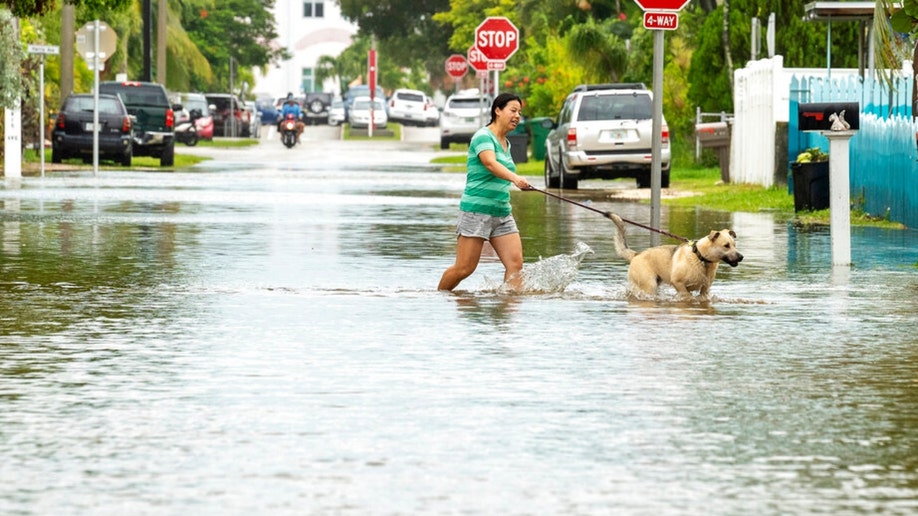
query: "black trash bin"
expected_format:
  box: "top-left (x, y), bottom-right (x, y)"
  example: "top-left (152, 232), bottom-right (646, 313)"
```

top-left (791, 161), bottom-right (830, 211)
top-left (508, 121), bottom-right (528, 164)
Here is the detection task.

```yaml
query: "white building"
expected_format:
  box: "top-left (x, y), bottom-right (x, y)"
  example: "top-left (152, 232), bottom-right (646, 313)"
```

top-left (252, 0), bottom-right (358, 99)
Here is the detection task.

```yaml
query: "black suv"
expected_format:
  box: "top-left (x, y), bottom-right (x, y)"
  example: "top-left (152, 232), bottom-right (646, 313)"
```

top-left (303, 92), bottom-right (333, 125)
top-left (98, 81), bottom-right (176, 166)
top-left (51, 93), bottom-right (133, 166)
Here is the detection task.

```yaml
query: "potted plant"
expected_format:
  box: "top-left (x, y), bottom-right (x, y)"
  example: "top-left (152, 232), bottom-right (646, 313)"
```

top-left (791, 146), bottom-right (830, 212)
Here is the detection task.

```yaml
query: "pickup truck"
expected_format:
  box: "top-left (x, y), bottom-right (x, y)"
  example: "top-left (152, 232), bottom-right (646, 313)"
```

top-left (98, 81), bottom-right (176, 166)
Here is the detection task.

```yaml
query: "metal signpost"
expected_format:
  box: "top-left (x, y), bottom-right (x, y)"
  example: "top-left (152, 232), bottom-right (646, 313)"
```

top-left (27, 44), bottom-right (60, 178)
top-left (634, 0), bottom-right (690, 245)
top-left (368, 48), bottom-right (377, 138)
top-left (76, 20), bottom-right (116, 176)
top-left (467, 46), bottom-right (490, 127)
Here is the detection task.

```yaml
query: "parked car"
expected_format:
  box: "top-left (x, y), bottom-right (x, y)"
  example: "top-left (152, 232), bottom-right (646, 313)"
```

top-left (255, 97), bottom-right (279, 125)
top-left (343, 85), bottom-right (386, 118)
top-left (439, 89), bottom-right (491, 149)
top-left (544, 83), bottom-right (671, 189)
top-left (51, 93), bottom-right (133, 166)
top-left (423, 95), bottom-right (440, 127)
top-left (328, 97), bottom-right (346, 126)
top-left (205, 93), bottom-right (250, 137)
top-left (98, 80), bottom-right (175, 166)
top-left (171, 92), bottom-right (214, 141)
top-left (303, 92), bottom-right (333, 125)
top-left (347, 96), bottom-right (388, 129)
top-left (244, 101), bottom-right (261, 137)
top-left (388, 88), bottom-right (437, 127)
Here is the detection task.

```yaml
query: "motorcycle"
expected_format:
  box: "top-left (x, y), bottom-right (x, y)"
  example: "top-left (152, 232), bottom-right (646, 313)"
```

top-left (280, 113), bottom-right (299, 148)
top-left (175, 108), bottom-right (202, 146)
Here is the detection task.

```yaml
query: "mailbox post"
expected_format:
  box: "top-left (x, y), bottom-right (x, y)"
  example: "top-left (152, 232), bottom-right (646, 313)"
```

top-left (797, 102), bottom-right (859, 266)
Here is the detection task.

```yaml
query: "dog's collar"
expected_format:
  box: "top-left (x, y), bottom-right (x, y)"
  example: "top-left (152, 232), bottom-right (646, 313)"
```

top-left (690, 240), bottom-right (713, 263)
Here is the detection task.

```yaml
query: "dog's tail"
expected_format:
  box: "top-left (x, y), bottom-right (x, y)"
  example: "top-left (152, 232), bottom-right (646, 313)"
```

top-left (609, 213), bottom-right (637, 262)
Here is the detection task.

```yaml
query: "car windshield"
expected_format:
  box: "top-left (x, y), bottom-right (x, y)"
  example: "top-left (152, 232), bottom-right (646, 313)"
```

top-left (67, 96), bottom-right (123, 115)
top-left (184, 97), bottom-right (209, 115)
top-left (450, 97), bottom-right (488, 109)
top-left (101, 84), bottom-right (168, 106)
top-left (397, 92), bottom-right (424, 102)
top-left (354, 99), bottom-right (385, 110)
top-left (578, 94), bottom-right (652, 121)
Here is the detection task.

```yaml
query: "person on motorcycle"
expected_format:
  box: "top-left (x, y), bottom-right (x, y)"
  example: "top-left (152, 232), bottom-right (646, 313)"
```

top-left (278, 93), bottom-right (305, 142)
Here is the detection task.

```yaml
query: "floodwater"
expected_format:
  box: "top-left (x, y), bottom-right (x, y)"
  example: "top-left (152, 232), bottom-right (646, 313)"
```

top-left (2, 129), bottom-right (917, 515)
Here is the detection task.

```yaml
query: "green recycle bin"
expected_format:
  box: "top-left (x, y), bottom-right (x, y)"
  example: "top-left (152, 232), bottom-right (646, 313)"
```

top-left (529, 117), bottom-right (554, 161)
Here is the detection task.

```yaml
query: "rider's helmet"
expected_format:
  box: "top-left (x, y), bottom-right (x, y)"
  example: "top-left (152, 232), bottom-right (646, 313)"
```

top-left (286, 92), bottom-right (294, 102)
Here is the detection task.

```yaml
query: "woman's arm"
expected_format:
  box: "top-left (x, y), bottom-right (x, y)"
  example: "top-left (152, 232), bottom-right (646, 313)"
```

top-left (479, 149), bottom-right (531, 190)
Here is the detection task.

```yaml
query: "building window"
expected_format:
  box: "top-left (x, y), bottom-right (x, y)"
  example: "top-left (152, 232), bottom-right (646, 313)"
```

top-left (302, 68), bottom-right (315, 93)
top-left (303, 1), bottom-right (324, 18)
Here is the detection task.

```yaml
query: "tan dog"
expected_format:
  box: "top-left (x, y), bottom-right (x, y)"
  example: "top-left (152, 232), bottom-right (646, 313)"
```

top-left (609, 214), bottom-right (743, 300)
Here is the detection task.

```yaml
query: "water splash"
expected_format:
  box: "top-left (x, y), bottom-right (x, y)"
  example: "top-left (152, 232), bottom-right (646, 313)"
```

top-left (491, 241), bottom-right (594, 294)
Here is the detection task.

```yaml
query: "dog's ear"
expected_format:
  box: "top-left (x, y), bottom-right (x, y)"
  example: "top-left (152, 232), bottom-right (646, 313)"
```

top-left (728, 229), bottom-right (736, 238)
top-left (708, 230), bottom-right (720, 241)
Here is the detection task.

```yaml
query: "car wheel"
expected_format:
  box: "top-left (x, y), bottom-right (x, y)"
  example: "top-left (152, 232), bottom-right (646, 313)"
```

top-left (544, 154), bottom-right (559, 188)
top-left (440, 137), bottom-right (450, 150)
top-left (120, 151), bottom-right (132, 167)
top-left (51, 148), bottom-right (62, 164)
top-left (160, 141), bottom-right (175, 167)
top-left (309, 100), bottom-right (324, 114)
top-left (662, 167), bottom-right (671, 188)
top-left (560, 158), bottom-right (579, 190)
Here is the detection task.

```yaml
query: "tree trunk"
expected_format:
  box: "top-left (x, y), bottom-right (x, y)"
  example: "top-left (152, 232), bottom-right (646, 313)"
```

top-left (722, 0), bottom-right (734, 89)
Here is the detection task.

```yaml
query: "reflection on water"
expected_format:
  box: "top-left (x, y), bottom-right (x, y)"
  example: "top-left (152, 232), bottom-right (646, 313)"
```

top-left (1, 167), bottom-right (917, 514)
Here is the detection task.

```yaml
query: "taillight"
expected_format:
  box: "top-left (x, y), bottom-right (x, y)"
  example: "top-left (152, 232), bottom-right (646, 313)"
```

top-left (165, 108), bottom-right (174, 129)
top-left (56, 113), bottom-right (65, 129)
top-left (566, 127), bottom-right (577, 146)
top-left (121, 115), bottom-right (131, 133)
top-left (662, 127), bottom-right (670, 144)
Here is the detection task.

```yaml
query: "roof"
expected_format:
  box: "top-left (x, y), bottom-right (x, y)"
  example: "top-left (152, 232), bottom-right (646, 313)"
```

top-left (804, 2), bottom-right (901, 22)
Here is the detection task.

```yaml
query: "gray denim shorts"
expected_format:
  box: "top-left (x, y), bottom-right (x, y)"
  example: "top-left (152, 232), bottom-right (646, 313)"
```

top-left (455, 211), bottom-right (519, 240)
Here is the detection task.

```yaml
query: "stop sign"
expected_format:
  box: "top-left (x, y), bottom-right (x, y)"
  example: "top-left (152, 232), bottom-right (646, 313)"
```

top-left (445, 54), bottom-right (468, 79)
top-left (467, 45), bottom-right (489, 73)
top-left (474, 17), bottom-right (519, 62)
top-left (634, 0), bottom-right (690, 10)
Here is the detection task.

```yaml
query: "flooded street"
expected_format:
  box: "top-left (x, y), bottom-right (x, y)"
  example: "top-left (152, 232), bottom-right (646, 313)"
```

top-left (2, 125), bottom-right (917, 515)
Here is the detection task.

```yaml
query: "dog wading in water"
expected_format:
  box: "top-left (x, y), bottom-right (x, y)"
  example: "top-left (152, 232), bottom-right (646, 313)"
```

top-left (609, 213), bottom-right (743, 301)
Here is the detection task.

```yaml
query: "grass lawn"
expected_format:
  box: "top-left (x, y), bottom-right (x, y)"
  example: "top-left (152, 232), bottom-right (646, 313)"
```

top-left (22, 138), bottom-right (259, 170)
top-left (433, 152), bottom-right (905, 229)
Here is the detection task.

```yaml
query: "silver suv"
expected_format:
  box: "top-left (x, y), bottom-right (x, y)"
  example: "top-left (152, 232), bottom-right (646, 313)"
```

top-left (544, 83), bottom-right (670, 189)
top-left (439, 89), bottom-right (491, 149)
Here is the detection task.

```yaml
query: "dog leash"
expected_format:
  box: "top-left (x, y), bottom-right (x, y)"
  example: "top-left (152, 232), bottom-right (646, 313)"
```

top-left (525, 186), bottom-right (690, 243)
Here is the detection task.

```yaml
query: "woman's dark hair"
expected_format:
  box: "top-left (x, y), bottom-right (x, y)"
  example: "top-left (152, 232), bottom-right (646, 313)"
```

top-left (489, 92), bottom-right (522, 124)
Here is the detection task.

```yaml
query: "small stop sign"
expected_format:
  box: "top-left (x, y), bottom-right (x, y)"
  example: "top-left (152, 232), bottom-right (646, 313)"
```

top-left (445, 54), bottom-right (468, 79)
top-left (474, 17), bottom-right (519, 62)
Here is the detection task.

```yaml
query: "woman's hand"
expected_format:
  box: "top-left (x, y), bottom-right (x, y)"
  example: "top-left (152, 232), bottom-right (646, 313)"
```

top-left (513, 174), bottom-right (531, 191)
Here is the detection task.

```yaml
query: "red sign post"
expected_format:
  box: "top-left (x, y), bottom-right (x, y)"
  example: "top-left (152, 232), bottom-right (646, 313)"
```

top-left (367, 48), bottom-right (377, 137)
top-left (445, 54), bottom-right (468, 79)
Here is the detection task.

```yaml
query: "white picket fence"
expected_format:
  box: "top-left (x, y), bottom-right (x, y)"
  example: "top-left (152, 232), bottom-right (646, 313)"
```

top-left (730, 56), bottom-right (863, 187)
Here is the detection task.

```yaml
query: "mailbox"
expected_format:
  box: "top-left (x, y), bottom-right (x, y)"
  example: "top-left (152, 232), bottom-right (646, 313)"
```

top-left (695, 120), bottom-right (732, 182)
top-left (695, 121), bottom-right (730, 148)
top-left (797, 102), bottom-right (859, 132)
